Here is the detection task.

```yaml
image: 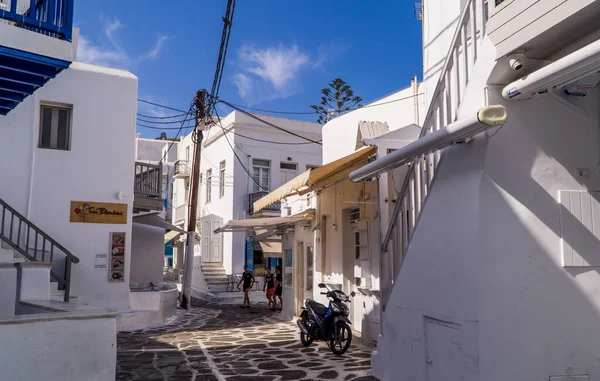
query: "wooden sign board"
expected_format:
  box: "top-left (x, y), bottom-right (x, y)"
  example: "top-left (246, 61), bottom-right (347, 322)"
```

top-left (70, 201), bottom-right (127, 224)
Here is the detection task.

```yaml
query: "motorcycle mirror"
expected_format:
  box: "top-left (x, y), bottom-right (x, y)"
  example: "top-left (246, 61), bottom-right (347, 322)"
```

top-left (350, 291), bottom-right (356, 297)
top-left (318, 283), bottom-right (326, 289)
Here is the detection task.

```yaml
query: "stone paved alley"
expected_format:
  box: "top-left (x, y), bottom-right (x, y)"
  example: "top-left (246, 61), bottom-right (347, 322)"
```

top-left (116, 299), bottom-right (380, 381)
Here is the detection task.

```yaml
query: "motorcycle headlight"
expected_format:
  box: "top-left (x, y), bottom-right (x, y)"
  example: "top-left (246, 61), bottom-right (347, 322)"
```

top-left (341, 303), bottom-right (350, 315)
top-left (331, 303), bottom-right (342, 313)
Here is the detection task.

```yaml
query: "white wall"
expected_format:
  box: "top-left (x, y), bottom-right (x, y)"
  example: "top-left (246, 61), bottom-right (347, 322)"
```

top-left (173, 111), bottom-right (322, 278)
top-left (0, 316), bottom-right (116, 381)
top-left (0, 62), bottom-right (137, 311)
top-left (130, 223), bottom-right (164, 287)
top-left (374, 35), bottom-right (600, 381)
top-left (322, 83), bottom-right (425, 164)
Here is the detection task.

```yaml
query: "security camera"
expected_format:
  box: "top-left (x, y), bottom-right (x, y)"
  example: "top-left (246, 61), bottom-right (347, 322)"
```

top-left (508, 53), bottom-right (525, 71)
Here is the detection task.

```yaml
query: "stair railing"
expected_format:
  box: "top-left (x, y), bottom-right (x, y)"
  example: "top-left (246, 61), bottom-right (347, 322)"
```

top-left (381, 0), bottom-right (488, 308)
top-left (0, 198), bottom-right (80, 302)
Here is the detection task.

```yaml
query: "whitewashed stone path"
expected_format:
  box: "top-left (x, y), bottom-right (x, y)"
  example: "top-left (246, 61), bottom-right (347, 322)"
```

top-left (116, 299), bottom-right (379, 381)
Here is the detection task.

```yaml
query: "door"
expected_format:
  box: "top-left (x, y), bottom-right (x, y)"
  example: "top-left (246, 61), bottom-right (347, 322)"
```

top-left (424, 318), bottom-right (463, 381)
top-left (202, 220), bottom-right (222, 263)
top-left (295, 242), bottom-right (304, 316)
top-left (305, 246), bottom-right (314, 302)
top-left (352, 227), bottom-right (368, 332)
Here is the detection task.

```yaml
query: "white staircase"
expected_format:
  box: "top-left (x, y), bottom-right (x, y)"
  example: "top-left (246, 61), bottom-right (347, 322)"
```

top-left (201, 262), bottom-right (230, 292)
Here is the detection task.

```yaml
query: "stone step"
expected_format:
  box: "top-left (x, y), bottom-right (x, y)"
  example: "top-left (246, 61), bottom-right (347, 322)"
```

top-left (202, 268), bottom-right (226, 274)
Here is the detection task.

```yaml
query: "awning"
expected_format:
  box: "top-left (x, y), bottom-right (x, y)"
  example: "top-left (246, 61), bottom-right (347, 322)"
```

top-left (258, 241), bottom-right (283, 258)
top-left (253, 146), bottom-right (377, 212)
top-left (214, 211), bottom-right (314, 234)
top-left (164, 230), bottom-right (181, 244)
top-left (133, 212), bottom-right (187, 233)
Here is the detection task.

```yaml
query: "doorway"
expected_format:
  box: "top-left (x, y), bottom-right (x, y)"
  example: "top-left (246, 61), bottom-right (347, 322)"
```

top-left (424, 318), bottom-right (463, 381)
top-left (202, 218), bottom-right (223, 263)
top-left (295, 241), bottom-right (304, 316)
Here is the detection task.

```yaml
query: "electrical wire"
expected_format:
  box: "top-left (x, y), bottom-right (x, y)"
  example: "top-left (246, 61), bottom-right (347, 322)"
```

top-left (137, 112), bottom-right (193, 120)
top-left (219, 125), bottom-right (318, 145)
top-left (212, 108), bottom-right (269, 191)
top-left (158, 101), bottom-right (196, 165)
top-left (216, 98), bottom-right (322, 145)
top-left (137, 117), bottom-right (195, 125)
top-left (137, 122), bottom-right (195, 131)
top-left (137, 99), bottom-right (192, 114)
top-left (209, 0), bottom-right (236, 112)
top-left (215, 91), bottom-right (425, 117)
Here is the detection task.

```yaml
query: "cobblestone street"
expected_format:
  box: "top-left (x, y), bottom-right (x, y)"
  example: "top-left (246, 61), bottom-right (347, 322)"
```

top-left (116, 300), bottom-right (379, 381)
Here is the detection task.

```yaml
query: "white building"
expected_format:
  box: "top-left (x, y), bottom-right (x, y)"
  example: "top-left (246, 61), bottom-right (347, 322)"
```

top-left (357, 0), bottom-right (600, 380)
top-left (251, 81), bottom-right (425, 344)
top-left (171, 110), bottom-right (322, 293)
top-left (0, 1), bottom-right (141, 379)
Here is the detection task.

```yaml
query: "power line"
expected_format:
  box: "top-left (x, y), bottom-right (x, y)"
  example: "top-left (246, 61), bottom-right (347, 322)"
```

top-left (137, 117), bottom-right (194, 125)
top-left (213, 108), bottom-right (268, 191)
top-left (136, 122), bottom-right (195, 131)
top-left (216, 91), bottom-right (425, 116)
top-left (137, 112), bottom-right (192, 119)
top-left (209, 0), bottom-right (237, 110)
top-left (158, 101), bottom-right (196, 165)
top-left (216, 98), bottom-right (322, 145)
top-left (228, 129), bottom-right (318, 145)
top-left (138, 99), bottom-right (191, 114)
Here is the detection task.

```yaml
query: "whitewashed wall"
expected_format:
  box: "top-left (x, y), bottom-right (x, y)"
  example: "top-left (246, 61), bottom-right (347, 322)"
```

top-left (373, 36), bottom-right (600, 381)
top-left (0, 62), bottom-right (137, 311)
top-left (322, 83), bottom-right (425, 164)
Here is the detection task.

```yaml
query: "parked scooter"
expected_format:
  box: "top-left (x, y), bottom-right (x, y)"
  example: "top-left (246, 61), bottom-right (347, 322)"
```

top-left (296, 283), bottom-right (355, 355)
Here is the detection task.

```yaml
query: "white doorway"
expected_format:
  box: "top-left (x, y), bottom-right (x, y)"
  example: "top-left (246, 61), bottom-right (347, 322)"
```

top-left (305, 245), bottom-right (314, 303)
top-left (280, 162), bottom-right (297, 186)
top-left (295, 241), bottom-right (304, 316)
top-left (201, 218), bottom-right (223, 263)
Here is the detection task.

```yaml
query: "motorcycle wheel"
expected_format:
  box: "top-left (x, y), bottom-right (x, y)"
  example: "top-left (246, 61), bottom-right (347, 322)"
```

top-left (300, 311), bottom-right (314, 347)
top-left (329, 323), bottom-right (352, 355)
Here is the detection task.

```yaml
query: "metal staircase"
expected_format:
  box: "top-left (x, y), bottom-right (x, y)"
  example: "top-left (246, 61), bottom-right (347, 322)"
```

top-left (381, 0), bottom-right (488, 308)
top-left (0, 198), bottom-right (79, 302)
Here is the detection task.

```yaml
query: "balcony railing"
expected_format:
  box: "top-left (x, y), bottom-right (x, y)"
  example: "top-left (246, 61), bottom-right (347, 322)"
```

top-left (249, 192), bottom-right (280, 214)
top-left (134, 162), bottom-right (162, 199)
top-left (0, 0), bottom-right (74, 41)
top-left (174, 160), bottom-right (191, 178)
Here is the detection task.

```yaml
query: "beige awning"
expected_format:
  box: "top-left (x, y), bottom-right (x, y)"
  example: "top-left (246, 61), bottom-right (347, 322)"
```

top-left (253, 146), bottom-right (377, 212)
top-left (164, 230), bottom-right (181, 244)
top-left (133, 212), bottom-right (187, 233)
top-left (259, 241), bottom-right (283, 258)
top-left (214, 211), bottom-right (314, 234)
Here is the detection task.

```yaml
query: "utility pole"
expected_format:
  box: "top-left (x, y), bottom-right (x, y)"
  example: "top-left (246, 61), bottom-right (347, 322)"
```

top-left (180, 89), bottom-right (206, 309)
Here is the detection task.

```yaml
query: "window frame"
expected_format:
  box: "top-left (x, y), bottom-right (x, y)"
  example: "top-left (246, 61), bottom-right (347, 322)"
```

top-left (39, 102), bottom-right (72, 151)
top-left (252, 159), bottom-right (270, 193)
top-left (219, 160), bottom-right (226, 198)
top-left (206, 169), bottom-right (212, 204)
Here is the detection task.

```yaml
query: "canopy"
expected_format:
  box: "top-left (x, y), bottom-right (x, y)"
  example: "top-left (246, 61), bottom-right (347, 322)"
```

top-left (164, 230), bottom-right (181, 244)
top-left (214, 211), bottom-right (314, 234)
top-left (133, 212), bottom-right (187, 233)
top-left (253, 146), bottom-right (377, 212)
top-left (258, 240), bottom-right (283, 258)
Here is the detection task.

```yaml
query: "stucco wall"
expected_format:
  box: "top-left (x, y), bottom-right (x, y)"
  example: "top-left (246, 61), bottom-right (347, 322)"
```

top-left (373, 35), bottom-right (600, 380)
top-left (0, 62), bottom-right (137, 311)
top-left (0, 316), bottom-right (116, 381)
top-left (322, 84), bottom-right (426, 164)
top-left (130, 223), bottom-right (165, 287)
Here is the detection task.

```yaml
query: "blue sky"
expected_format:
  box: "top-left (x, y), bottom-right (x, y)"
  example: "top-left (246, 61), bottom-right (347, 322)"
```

top-left (74, 1), bottom-right (423, 138)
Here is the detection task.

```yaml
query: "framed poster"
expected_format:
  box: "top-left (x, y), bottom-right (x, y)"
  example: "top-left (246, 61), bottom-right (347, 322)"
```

top-left (109, 232), bottom-right (126, 282)
top-left (70, 201), bottom-right (127, 224)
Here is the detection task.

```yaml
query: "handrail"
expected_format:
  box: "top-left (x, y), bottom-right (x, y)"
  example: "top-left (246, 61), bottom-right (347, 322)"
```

top-left (0, 0), bottom-right (74, 41)
top-left (381, 0), bottom-right (487, 307)
top-left (134, 162), bottom-right (163, 199)
top-left (0, 198), bottom-right (79, 302)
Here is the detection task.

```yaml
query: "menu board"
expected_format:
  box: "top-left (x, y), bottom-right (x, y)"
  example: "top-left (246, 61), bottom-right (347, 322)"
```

top-left (109, 232), bottom-right (126, 282)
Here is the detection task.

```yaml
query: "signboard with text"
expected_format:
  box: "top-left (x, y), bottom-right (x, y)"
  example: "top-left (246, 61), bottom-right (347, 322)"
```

top-left (109, 232), bottom-right (126, 282)
top-left (70, 201), bottom-right (127, 224)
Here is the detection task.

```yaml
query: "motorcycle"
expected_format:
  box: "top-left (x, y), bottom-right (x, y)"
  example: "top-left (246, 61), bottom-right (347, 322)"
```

top-left (296, 282), bottom-right (355, 355)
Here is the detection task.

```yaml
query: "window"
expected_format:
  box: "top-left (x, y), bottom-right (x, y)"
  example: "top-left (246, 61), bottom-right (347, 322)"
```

top-left (39, 104), bottom-right (71, 150)
top-left (306, 164), bottom-right (320, 170)
top-left (354, 232), bottom-right (361, 260)
top-left (219, 161), bottom-right (226, 198)
top-left (206, 169), bottom-right (212, 203)
top-left (185, 146), bottom-right (190, 162)
top-left (252, 159), bottom-right (270, 192)
top-left (306, 246), bottom-right (314, 291)
top-left (349, 209), bottom-right (361, 223)
top-left (280, 162), bottom-right (297, 170)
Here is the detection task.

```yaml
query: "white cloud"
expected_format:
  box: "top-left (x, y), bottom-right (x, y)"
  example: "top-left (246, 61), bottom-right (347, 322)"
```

top-left (232, 41), bottom-right (349, 104)
top-left (76, 16), bottom-right (171, 68)
top-left (233, 43), bottom-right (310, 104)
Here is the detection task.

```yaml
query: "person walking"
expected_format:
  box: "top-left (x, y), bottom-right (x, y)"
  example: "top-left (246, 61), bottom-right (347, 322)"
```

top-left (273, 266), bottom-right (283, 312)
top-left (263, 268), bottom-right (275, 309)
top-left (237, 265), bottom-right (255, 308)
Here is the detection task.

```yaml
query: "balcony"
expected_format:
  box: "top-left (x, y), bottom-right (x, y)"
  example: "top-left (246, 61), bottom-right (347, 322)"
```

top-left (486, 0), bottom-right (600, 59)
top-left (0, 0), bottom-right (75, 115)
top-left (134, 162), bottom-right (163, 212)
top-left (249, 192), bottom-right (280, 215)
top-left (173, 160), bottom-right (190, 179)
top-left (174, 204), bottom-right (186, 223)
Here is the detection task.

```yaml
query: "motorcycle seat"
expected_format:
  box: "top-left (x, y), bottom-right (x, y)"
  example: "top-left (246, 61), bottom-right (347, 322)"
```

top-left (308, 300), bottom-right (329, 316)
